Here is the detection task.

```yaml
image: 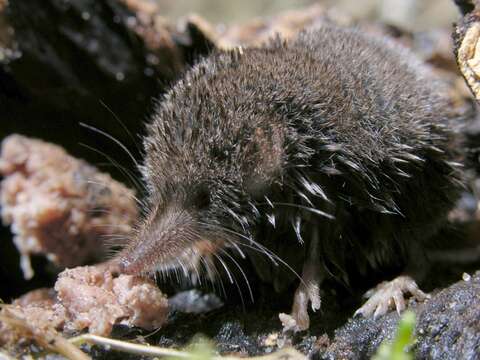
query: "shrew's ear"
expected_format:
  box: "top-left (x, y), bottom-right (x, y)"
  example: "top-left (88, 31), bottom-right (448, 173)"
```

top-left (242, 123), bottom-right (285, 196)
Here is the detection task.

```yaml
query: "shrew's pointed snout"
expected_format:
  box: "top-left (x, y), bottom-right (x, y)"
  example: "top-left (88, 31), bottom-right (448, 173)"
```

top-left (113, 206), bottom-right (202, 276)
top-left (116, 255), bottom-right (139, 275)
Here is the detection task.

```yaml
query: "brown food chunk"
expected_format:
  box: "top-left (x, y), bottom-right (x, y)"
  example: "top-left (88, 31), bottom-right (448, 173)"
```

top-left (0, 265), bottom-right (168, 345)
top-left (0, 134), bottom-right (138, 278)
top-left (55, 266), bottom-right (168, 335)
top-left (0, 288), bottom-right (67, 347)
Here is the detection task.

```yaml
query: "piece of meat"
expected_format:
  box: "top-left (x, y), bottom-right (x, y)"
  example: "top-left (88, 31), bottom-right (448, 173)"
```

top-left (0, 265), bottom-right (168, 346)
top-left (55, 265), bottom-right (168, 335)
top-left (0, 288), bottom-right (67, 347)
top-left (0, 134), bottom-right (138, 278)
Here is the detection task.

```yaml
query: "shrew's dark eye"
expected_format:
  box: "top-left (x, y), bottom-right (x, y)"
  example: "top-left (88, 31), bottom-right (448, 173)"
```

top-left (195, 185), bottom-right (211, 209)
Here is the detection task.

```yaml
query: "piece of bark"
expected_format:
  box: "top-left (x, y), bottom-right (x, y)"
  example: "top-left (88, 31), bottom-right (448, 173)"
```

top-left (119, 0), bottom-right (185, 74)
top-left (453, 0), bottom-right (480, 101)
top-left (0, 0), bottom-right (184, 184)
top-left (0, 134), bottom-right (138, 279)
top-left (455, 0), bottom-right (477, 15)
top-left (173, 4), bottom-right (351, 51)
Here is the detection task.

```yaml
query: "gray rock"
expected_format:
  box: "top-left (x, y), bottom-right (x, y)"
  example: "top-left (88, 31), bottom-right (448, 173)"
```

top-left (319, 271), bottom-right (480, 359)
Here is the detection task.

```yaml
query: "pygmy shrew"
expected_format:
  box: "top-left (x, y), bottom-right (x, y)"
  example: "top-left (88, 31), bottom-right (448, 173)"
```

top-left (114, 23), bottom-right (464, 331)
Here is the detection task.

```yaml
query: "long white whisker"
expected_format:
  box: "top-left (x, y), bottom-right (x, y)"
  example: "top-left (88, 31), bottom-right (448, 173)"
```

top-left (234, 241), bottom-right (306, 288)
top-left (213, 252), bottom-right (245, 309)
top-left (198, 221), bottom-right (305, 287)
top-left (260, 202), bottom-right (334, 220)
top-left (190, 256), bottom-right (202, 285)
top-left (229, 241), bottom-right (246, 259)
top-left (213, 253), bottom-right (234, 284)
top-left (198, 222), bottom-right (277, 265)
top-left (79, 142), bottom-right (143, 191)
top-left (201, 256), bottom-right (227, 299)
top-left (80, 122), bottom-right (140, 168)
top-left (219, 247), bottom-right (254, 302)
top-left (98, 99), bottom-right (142, 154)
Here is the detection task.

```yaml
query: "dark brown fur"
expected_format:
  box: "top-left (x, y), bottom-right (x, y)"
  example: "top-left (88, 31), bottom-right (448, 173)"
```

top-left (116, 24), bottom-right (463, 294)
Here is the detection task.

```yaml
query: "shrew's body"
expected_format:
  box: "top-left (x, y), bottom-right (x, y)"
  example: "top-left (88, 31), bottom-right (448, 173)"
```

top-left (116, 24), bottom-right (463, 331)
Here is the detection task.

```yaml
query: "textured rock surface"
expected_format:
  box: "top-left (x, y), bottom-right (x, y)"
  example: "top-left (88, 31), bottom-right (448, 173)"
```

top-left (319, 272), bottom-right (480, 359)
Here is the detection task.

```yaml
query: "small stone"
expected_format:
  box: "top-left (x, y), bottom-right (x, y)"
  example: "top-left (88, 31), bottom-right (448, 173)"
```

top-left (81, 11), bottom-right (90, 21)
top-left (263, 333), bottom-right (279, 347)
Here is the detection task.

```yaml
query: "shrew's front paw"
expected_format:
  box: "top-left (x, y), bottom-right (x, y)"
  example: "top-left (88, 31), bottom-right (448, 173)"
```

top-left (354, 275), bottom-right (429, 318)
top-left (279, 269), bottom-right (321, 332)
